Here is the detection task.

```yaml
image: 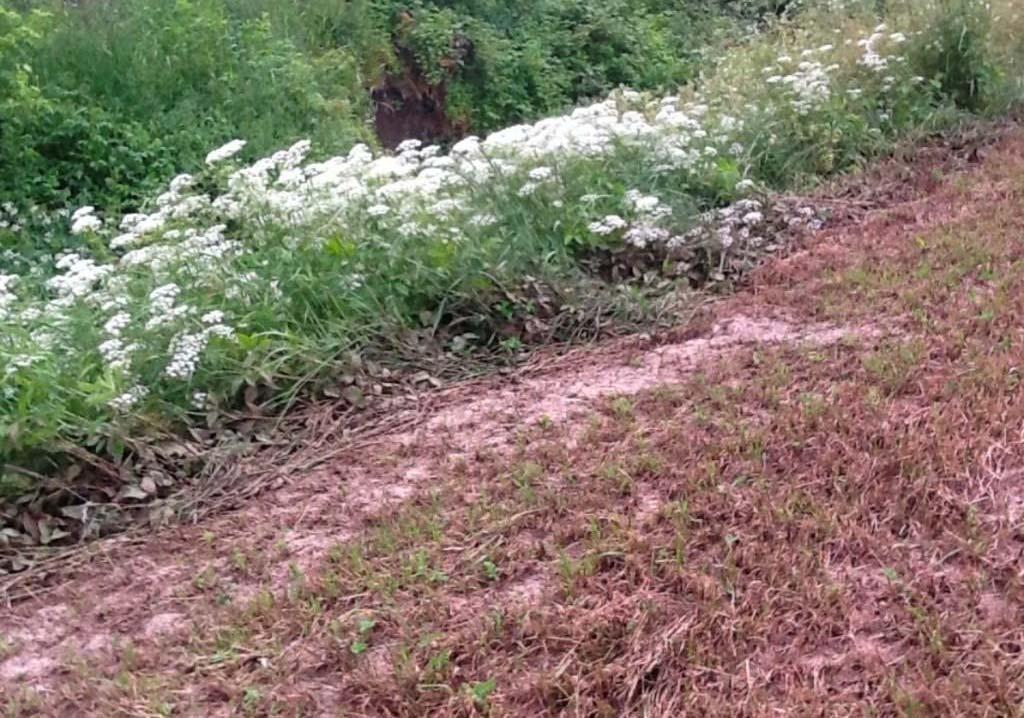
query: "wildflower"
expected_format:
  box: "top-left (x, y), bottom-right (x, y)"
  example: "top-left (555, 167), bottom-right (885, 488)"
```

top-left (588, 215), bottom-right (628, 236)
top-left (47, 254), bottom-right (113, 300)
top-left (111, 233), bottom-right (140, 250)
top-left (470, 213), bottom-right (497, 227)
top-left (367, 204), bottom-right (390, 217)
top-left (431, 199), bottom-right (462, 215)
top-left (71, 212), bottom-right (103, 235)
top-left (109, 385), bottom-right (149, 413)
top-left (632, 195), bottom-right (663, 215)
top-left (165, 331), bottom-right (208, 379)
top-left (0, 273), bottom-right (17, 319)
top-left (169, 174), bottom-right (194, 193)
top-left (624, 225), bottom-right (670, 248)
top-left (205, 139), bottom-right (247, 165)
top-left (528, 166), bottom-right (554, 181)
top-left (103, 312), bottom-right (131, 337)
top-left (71, 206), bottom-right (95, 222)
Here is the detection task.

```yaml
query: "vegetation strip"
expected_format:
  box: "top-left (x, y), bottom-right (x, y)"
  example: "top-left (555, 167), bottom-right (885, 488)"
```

top-left (3, 0), bottom-right (1022, 556)
top-left (5, 122), bottom-right (1024, 716)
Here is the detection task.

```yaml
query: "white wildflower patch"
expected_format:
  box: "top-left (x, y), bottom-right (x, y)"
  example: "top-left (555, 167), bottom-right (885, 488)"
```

top-left (206, 139), bottom-right (247, 165)
top-left (70, 210), bottom-right (103, 235)
top-left (528, 166), bottom-right (554, 182)
top-left (0, 273), bottom-right (17, 320)
top-left (109, 385), bottom-right (149, 413)
top-left (588, 215), bottom-right (629, 236)
top-left (624, 225), bottom-right (671, 249)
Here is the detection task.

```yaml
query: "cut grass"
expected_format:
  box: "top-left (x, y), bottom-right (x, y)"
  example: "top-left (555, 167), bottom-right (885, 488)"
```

top-left (10, 132), bottom-right (1024, 715)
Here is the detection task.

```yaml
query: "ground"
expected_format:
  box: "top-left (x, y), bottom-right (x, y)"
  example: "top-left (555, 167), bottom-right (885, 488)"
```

top-left (4, 127), bottom-right (1024, 716)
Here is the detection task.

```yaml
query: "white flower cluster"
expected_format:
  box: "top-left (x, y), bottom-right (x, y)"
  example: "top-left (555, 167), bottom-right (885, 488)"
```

top-left (588, 215), bottom-right (629, 236)
top-left (586, 189), bottom-right (677, 248)
top-left (625, 190), bottom-right (672, 221)
top-left (683, 199), bottom-right (769, 251)
top-left (0, 202), bottom-right (24, 233)
top-left (206, 139), bottom-right (247, 165)
top-left (624, 225), bottom-right (671, 249)
top-left (859, 25), bottom-right (907, 72)
top-left (97, 338), bottom-right (138, 371)
top-left (766, 60), bottom-right (835, 114)
top-left (70, 206), bottom-right (103, 235)
top-left (0, 273), bottom-right (17, 320)
top-left (145, 283), bottom-right (194, 329)
top-left (46, 254), bottom-right (114, 307)
top-left (164, 321), bottom-right (235, 380)
top-left (120, 224), bottom-right (239, 275)
top-left (109, 384), bottom-right (149, 413)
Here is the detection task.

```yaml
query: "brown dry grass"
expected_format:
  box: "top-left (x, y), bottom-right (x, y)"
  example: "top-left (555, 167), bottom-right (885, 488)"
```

top-left (6, 128), bottom-right (1024, 716)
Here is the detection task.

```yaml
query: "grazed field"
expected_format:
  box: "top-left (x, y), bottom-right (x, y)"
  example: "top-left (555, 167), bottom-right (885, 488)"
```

top-left (5, 129), bottom-right (1024, 716)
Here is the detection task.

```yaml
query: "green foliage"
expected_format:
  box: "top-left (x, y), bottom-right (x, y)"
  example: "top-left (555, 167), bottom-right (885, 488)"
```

top-left (906, 0), bottom-right (997, 110)
top-left (1, 0), bottom-right (737, 212)
top-left (2, 0), bottom-right (373, 211)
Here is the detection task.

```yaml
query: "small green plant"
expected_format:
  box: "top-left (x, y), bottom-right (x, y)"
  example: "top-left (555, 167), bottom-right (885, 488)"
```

top-left (510, 462), bottom-right (543, 504)
top-left (467, 677), bottom-right (497, 707)
top-left (241, 687), bottom-right (262, 713)
top-left (908, 0), bottom-right (996, 111)
top-left (481, 557), bottom-right (500, 582)
top-left (350, 617), bottom-right (376, 655)
top-left (425, 648), bottom-right (453, 681)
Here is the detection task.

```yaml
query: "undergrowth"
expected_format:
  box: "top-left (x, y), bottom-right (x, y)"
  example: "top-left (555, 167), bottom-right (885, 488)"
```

top-left (0, 0), bottom-right (740, 214)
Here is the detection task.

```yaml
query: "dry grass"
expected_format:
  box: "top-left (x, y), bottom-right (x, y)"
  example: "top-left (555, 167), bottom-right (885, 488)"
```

top-left (7, 129), bottom-right (1024, 716)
